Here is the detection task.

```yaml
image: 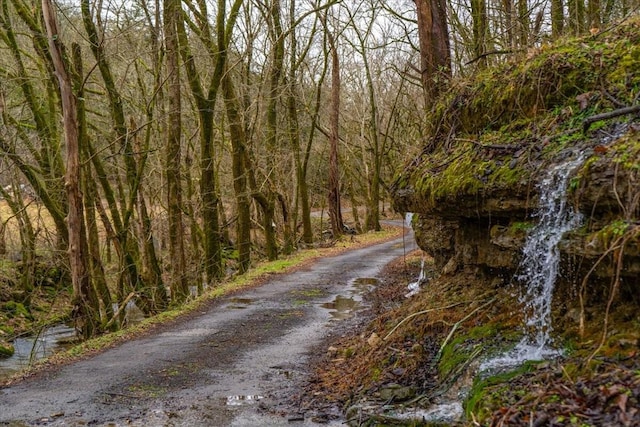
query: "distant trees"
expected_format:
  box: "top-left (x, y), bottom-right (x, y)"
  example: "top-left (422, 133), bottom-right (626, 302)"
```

top-left (0, 0), bottom-right (638, 336)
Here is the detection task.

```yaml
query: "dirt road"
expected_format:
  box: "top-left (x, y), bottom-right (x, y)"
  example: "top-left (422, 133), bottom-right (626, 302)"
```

top-left (0, 232), bottom-right (414, 426)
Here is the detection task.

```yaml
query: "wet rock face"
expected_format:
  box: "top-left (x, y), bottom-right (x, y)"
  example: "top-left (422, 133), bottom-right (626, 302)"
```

top-left (413, 216), bottom-right (457, 269)
top-left (414, 215), bottom-right (522, 272)
top-left (399, 132), bottom-right (640, 288)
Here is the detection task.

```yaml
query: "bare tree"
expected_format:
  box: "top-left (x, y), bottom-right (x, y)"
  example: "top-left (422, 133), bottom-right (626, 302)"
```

top-left (321, 9), bottom-right (345, 237)
top-left (42, 0), bottom-right (100, 338)
top-left (164, 0), bottom-right (188, 300)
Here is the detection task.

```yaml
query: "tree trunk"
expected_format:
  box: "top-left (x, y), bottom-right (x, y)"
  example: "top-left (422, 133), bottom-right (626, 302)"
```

top-left (175, 0), bottom-right (243, 283)
top-left (81, 0), bottom-right (151, 312)
top-left (72, 42), bottom-right (114, 330)
top-left (568, 0), bottom-right (586, 34)
top-left (551, 0), bottom-right (565, 38)
top-left (471, 0), bottom-right (488, 67)
top-left (164, 0), bottom-right (188, 301)
top-left (287, 0), bottom-right (313, 246)
top-left (43, 0), bottom-right (99, 338)
top-left (588, 0), bottom-right (601, 28)
top-left (502, 0), bottom-right (514, 47)
top-left (517, 0), bottom-right (529, 45)
top-left (415, 0), bottom-right (451, 105)
top-left (222, 73), bottom-right (252, 272)
top-left (326, 23), bottom-right (344, 237)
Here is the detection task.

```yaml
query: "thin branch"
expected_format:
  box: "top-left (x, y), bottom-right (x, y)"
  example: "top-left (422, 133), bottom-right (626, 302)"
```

top-left (465, 49), bottom-right (514, 65)
top-left (583, 104), bottom-right (640, 132)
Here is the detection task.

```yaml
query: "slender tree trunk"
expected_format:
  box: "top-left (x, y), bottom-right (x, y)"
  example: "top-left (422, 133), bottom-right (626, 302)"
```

top-left (588, 0), bottom-right (601, 28)
top-left (551, 0), bottom-right (565, 38)
top-left (43, 0), bottom-right (99, 338)
top-left (326, 26), bottom-right (344, 237)
top-left (568, 0), bottom-right (586, 34)
top-left (175, 0), bottom-right (243, 283)
top-left (502, 0), bottom-right (514, 47)
top-left (81, 0), bottom-right (152, 312)
top-left (222, 73), bottom-right (252, 272)
top-left (72, 42), bottom-right (114, 330)
top-left (164, 0), bottom-right (188, 302)
top-left (517, 0), bottom-right (529, 45)
top-left (286, 0), bottom-right (312, 246)
top-left (471, 0), bottom-right (488, 67)
top-left (260, 0), bottom-right (285, 258)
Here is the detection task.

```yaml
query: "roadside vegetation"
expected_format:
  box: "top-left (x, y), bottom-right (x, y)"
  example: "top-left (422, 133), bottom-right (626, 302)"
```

top-left (1, 218), bottom-right (403, 383)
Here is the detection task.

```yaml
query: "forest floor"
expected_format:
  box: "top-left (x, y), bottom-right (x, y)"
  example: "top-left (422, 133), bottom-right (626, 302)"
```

top-left (301, 252), bottom-right (640, 426)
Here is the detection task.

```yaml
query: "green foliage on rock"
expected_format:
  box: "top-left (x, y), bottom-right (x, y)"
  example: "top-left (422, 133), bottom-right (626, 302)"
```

top-left (0, 340), bottom-right (14, 358)
top-left (393, 16), bottom-right (640, 215)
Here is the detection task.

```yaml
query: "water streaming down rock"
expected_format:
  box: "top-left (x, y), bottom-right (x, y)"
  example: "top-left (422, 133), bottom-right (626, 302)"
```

top-left (406, 257), bottom-right (427, 298)
top-left (403, 212), bottom-right (428, 297)
top-left (484, 154), bottom-right (585, 369)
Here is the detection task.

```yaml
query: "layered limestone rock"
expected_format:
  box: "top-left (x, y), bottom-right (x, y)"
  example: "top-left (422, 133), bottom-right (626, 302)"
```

top-left (392, 19), bottom-right (640, 293)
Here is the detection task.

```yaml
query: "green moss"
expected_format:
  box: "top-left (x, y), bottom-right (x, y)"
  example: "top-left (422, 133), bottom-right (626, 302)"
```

top-left (464, 361), bottom-right (539, 421)
top-left (0, 324), bottom-right (15, 336)
top-left (509, 221), bottom-right (534, 233)
top-left (438, 324), bottom-right (499, 379)
top-left (0, 340), bottom-right (14, 358)
top-left (399, 17), bottom-right (640, 208)
top-left (1, 301), bottom-right (33, 320)
top-left (411, 142), bottom-right (529, 210)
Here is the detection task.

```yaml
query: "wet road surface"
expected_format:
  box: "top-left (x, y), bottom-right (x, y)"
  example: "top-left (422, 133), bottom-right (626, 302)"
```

top-left (0, 232), bottom-right (413, 426)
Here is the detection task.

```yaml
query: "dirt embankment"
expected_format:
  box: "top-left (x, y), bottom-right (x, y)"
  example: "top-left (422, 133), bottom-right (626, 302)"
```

top-left (303, 251), bottom-right (640, 426)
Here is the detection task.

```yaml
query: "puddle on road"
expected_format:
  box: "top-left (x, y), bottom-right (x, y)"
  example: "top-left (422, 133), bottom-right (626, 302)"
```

top-left (320, 277), bottom-right (380, 321)
top-left (321, 296), bottom-right (360, 320)
top-left (350, 277), bottom-right (379, 289)
top-left (227, 298), bottom-right (254, 309)
top-left (226, 395), bottom-right (264, 406)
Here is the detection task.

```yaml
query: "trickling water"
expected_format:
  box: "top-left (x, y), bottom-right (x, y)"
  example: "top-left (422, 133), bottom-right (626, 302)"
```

top-left (483, 154), bottom-right (584, 369)
top-left (406, 257), bottom-right (427, 298)
top-left (404, 212), bottom-right (414, 228)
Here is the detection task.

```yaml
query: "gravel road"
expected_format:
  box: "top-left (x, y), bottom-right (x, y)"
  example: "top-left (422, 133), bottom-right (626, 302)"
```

top-left (0, 231), bottom-right (412, 426)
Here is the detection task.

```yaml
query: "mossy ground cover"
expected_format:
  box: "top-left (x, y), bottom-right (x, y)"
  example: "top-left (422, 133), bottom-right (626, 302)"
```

top-left (303, 250), bottom-right (640, 426)
top-left (394, 16), bottom-right (640, 215)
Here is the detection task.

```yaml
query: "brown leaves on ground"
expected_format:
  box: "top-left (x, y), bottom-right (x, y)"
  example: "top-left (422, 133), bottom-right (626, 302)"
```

top-left (301, 249), bottom-right (640, 426)
top-left (489, 360), bottom-right (640, 426)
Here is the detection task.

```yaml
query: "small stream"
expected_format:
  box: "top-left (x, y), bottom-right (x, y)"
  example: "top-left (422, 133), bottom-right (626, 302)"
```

top-left (0, 324), bottom-right (76, 379)
top-left (0, 301), bottom-right (147, 380)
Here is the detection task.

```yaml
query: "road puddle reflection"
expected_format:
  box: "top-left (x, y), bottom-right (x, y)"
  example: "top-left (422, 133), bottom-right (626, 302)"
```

top-left (320, 277), bottom-right (381, 321)
top-left (226, 395), bottom-right (264, 406)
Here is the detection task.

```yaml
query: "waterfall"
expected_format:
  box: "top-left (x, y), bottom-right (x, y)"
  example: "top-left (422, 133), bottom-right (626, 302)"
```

top-left (483, 154), bottom-right (584, 369)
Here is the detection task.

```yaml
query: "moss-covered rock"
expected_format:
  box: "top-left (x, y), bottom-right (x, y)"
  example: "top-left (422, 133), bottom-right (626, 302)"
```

top-left (393, 17), bottom-right (640, 219)
top-left (0, 339), bottom-right (14, 358)
top-left (1, 301), bottom-right (33, 320)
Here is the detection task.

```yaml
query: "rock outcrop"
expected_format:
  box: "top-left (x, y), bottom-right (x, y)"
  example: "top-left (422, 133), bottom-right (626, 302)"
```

top-left (392, 19), bottom-right (640, 307)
